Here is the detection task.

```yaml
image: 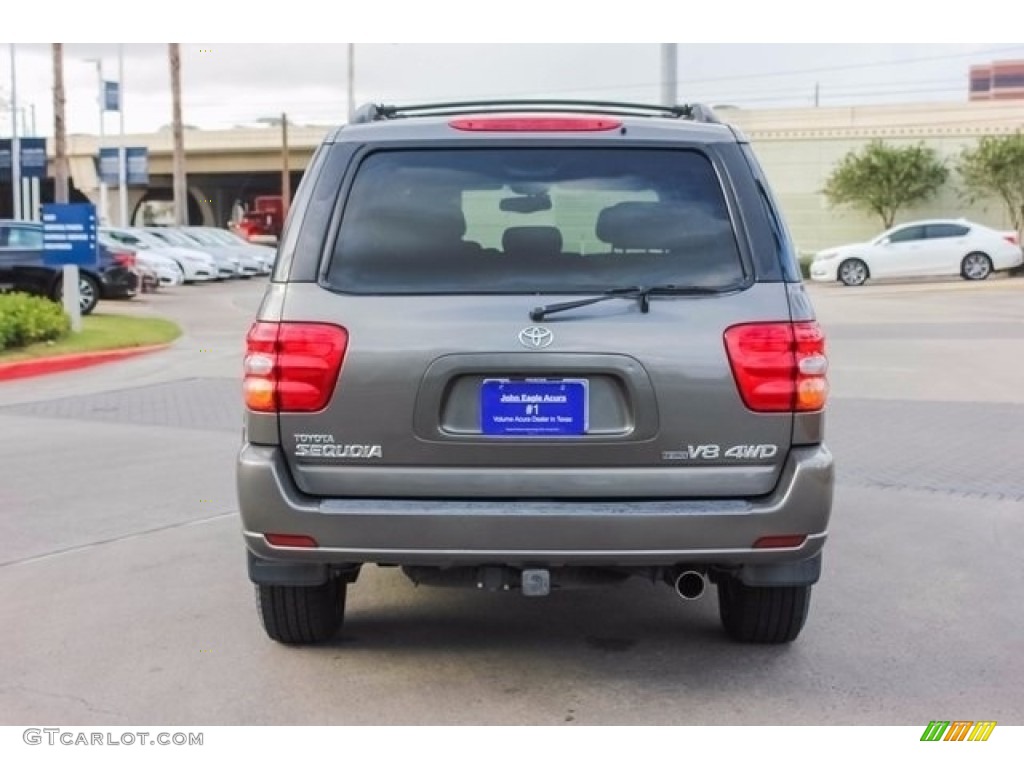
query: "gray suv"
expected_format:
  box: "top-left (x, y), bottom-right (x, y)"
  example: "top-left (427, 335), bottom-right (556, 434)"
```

top-left (237, 100), bottom-right (833, 646)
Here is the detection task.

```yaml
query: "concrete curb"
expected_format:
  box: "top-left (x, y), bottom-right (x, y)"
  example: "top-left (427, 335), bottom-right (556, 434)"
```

top-left (0, 343), bottom-right (172, 383)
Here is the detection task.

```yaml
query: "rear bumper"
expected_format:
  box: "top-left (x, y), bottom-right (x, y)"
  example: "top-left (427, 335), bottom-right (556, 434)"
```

top-left (238, 444), bottom-right (834, 569)
top-left (100, 267), bottom-right (139, 298)
top-left (994, 249), bottom-right (1023, 270)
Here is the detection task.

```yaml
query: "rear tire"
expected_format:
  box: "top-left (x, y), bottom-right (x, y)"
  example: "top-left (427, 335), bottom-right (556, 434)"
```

top-left (961, 252), bottom-right (992, 280)
top-left (53, 273), bottom-right (101, 315)
top-left (255, 578), bottom-right (346, 645)
top-left (717, 576), bottom-right (810, 644)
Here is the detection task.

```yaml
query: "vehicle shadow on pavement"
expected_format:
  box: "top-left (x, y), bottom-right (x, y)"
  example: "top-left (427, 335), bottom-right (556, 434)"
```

top-left (304, 573), bottom-right (804, 676)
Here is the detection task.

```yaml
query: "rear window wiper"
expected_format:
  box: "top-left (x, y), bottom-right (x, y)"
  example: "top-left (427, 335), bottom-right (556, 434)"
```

top-left (529, 284), bottom-right (724, 321)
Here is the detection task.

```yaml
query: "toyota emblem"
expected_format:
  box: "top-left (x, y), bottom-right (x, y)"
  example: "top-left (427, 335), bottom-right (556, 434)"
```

top-left (518, 326), bottom-right (554, 349)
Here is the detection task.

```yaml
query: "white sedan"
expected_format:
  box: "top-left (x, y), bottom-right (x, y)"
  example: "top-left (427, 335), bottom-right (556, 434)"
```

top-left (102, 227), bottom-right (220, 283)
top-left (810, 219), bottom-right (1023, 286)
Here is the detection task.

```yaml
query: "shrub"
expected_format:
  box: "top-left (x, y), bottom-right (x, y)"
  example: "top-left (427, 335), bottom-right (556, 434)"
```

top-left (0, 293), bottom-right (71, 351)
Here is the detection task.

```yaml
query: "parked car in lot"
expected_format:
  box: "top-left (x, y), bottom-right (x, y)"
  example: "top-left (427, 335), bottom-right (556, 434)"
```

top-left (102, 226), bottom-right (218, 283)
top-left (238, 100), bottom-right (833, 647)
top-left (172, 227), bottom-right (264, 277)
top-left (811, 219), bottom-right (1024, 286)
top-left (0, 219), bottom-right (139, 314)
top-left (98, 233), bottom-right (182, 291)
top-left (144, 227), bottom-right (240, 279)
top-left (187, 226), bottom-right (276, 274)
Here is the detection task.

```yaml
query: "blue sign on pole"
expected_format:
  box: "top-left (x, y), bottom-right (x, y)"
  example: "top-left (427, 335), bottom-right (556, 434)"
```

top-left (98, 147), bottom-right (119, 185)
top-left (18, 138), bottom-right (47, 179)
top-left (0, 138), bottom-right (48, 182)
top-left (103, 81), bottom-right (121, 112)
top-left (42, 204), bottom-right (99, 268)
top-left (98, 146), bottom-right (149, 186)
top-left (126, 147), bottom-right (149, 185)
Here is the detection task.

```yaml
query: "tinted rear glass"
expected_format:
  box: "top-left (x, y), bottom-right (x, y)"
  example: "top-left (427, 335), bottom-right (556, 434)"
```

top-left (325, 149), bottom-right (744, 293)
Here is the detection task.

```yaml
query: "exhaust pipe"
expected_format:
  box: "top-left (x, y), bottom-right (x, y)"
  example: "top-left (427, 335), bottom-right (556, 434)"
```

top-left (672, 570), bottom-right (707, 601)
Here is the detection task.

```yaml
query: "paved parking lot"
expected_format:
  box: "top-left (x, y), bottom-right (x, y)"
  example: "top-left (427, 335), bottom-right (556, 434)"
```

top-left (1, 277), bottom-right (1023, 724)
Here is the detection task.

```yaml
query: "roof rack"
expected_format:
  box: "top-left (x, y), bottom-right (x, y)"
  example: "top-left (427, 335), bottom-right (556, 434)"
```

top-left (350, 99), bottom-right (722, 125)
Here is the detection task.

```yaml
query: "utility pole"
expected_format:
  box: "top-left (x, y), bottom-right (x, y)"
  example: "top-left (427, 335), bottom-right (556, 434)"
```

top-left (52, 44), bottom-right (69, 204)
top-left (169, 43), bottom-right (188, 225)
top-left (814, 82), bottom-right (820, 108)
top-left (280, 112), bottom-right (290, 219)
top-left (660, 43), bottom-right (677, 108)
top-left (347, 43), bottom-right (355, 121)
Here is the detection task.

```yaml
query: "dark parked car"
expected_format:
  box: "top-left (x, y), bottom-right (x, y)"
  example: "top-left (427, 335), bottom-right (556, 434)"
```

top-left (0, 220), bottom-right (139, 315)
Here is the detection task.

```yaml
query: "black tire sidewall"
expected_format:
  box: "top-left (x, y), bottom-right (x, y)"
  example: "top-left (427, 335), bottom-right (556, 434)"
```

top-left (52, 273), bottom-right (101, 316)
top-left (78, 275), bottom-right (101, 315)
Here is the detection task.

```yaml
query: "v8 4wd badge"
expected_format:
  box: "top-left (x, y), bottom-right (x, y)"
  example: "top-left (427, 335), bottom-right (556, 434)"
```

top-left (662, 444), bottom-right (779, 461)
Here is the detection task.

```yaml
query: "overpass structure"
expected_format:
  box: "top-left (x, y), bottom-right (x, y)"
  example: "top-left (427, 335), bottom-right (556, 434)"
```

top-left (14, 100), bottom-right (1024, 252)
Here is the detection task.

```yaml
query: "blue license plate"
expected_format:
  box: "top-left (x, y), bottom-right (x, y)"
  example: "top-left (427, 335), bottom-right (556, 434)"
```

top-left (480, 379), bottom-right (589, 436)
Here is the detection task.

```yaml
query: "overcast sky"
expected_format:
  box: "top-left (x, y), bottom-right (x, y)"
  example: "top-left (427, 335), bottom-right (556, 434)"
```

top-left (2, 43), bottom-right (1023, 136)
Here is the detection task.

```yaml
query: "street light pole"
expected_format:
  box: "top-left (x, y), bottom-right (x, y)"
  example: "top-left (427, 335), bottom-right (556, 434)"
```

top-left (86, 58), bottom-right (109, 225)
top-left (117, 44), bottom-right (128, 226)
top-left (10, 43), bottom-right (21, 220)
top-left (281, 112), bottom-right (290, 219)
top-left (660, 43), bottom-right (678, 108)
top-left (28, 102), bottom-right (38, 221)
top-left (347, 43), bottom-right (355, 121)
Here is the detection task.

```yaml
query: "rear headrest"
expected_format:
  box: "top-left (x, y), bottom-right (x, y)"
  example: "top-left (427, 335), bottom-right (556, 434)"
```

top-left (502, 226), bottom-right (563, 257)
top-left (340, 203), bottom-right (468, 260)
top-left (595, 202), bottom-right (730, 251)
top-left (405, 204), bottom-right (467, 241)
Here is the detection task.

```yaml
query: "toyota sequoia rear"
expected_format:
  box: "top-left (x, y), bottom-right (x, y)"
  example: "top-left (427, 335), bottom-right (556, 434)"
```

top-left (237, 100), bottom-right (834, 646)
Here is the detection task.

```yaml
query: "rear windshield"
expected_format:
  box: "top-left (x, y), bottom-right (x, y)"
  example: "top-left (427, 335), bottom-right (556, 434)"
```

top-left (325, 148), bottom-right (744, 294)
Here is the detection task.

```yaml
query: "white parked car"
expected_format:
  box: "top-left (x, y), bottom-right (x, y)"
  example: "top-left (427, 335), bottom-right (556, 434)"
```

top-left (810, 219), bottom-right (1023, 286)
top-left (139, 254), bottom-right (184, 288)
top-left (102, 226), bottom-right (219, 283)
top-left (98, 234), bottom-right (183, 289)
top-left (192, 226), bottom-right (276, 274)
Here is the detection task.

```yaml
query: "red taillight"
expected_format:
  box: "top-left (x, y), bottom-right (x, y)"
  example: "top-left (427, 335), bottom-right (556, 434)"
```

top-left (1004, 234), bottom-right (1019, 245)
top-left (243, 322), bottom-right (348, 413)
top-left (723, 321), bottom-right (828, 412)
top-left (112, 250), bottom-right (136, 268)
top-left (753, 534), bottom-right (807, 549)
top-left (449, 116), bottom-right (622, 132)
top-left (264, 533), bottom-right (318, 548)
